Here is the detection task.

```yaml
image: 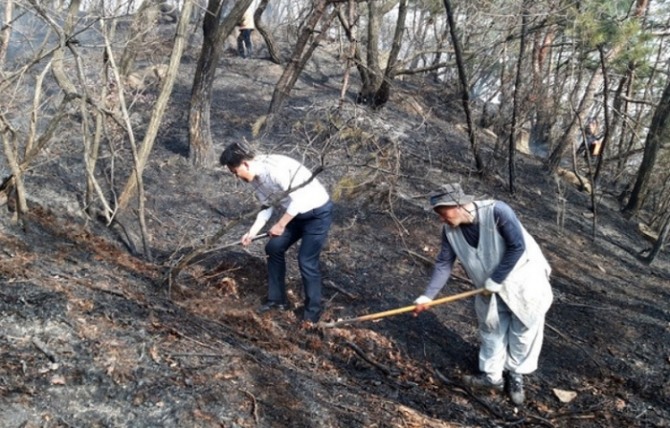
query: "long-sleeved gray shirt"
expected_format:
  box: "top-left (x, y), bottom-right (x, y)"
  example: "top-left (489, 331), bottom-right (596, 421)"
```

top-left (422, 201), bottom-right (525, 299)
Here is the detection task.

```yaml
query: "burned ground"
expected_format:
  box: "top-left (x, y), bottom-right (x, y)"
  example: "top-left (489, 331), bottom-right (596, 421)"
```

top-left (1, 43), bottom-right (669, 428)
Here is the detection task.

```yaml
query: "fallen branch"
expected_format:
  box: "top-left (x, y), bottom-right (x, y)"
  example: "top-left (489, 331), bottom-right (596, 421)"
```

top-left (547, 404), bottom-right (602, 422)
top-left (433, 368), bottom-right (506, 419)
top-left (400, 249), bottom-right (472, 283)
top-left (241, 389), bottom-right (260, 424)
top-left (546, 322), bottom-right (604, 375)
top-left (434, 368), bottom-right (555, 427)
top-left (169, 327), bottom-right (223, 354)
top-left (169, 353), bottom-right (227, 358)
top-left (32, 337), bottom-right (57, 363)
top-left (401, 248), bottom-right (434, 267)
top-left (343, 339), bottom-right (397, 376)
top-left (324, 279), bottom-right (358, 299)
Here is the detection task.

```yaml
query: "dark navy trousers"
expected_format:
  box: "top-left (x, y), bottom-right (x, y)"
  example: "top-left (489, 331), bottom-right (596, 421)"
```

top-left (237, 29), bottom-right (253, 58)
top-left (265, 201), bottom-right (333, 322)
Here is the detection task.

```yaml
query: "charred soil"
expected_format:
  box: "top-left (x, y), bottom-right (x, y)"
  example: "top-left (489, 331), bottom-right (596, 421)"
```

top-left (1, 44), bottom-right (669, 428)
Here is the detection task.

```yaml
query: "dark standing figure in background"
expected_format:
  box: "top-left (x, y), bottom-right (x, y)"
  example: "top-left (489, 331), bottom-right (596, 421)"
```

top-left (220, 142), bottom-right (333, 326)
top-left (413, 183), bottom-right (553, 405)
top-left (577, 120), bottom-right (603, 161)
top-left (237, 7), bottom-right (255, 58)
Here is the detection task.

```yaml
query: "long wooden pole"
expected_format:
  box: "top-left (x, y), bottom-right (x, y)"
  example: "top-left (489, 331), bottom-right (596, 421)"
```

top-left (319, 288), bottom-right (486, 328)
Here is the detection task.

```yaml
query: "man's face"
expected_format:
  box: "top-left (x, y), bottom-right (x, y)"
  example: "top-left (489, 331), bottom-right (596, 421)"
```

top-left (435, 205), bottom-right (463, 227)
top-left (228, 161), bottom-right (254, 182)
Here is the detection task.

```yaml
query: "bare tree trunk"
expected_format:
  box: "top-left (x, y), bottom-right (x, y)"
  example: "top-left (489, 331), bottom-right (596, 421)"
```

top-left (267, 0), bottom-right (332, 116)
top-left (337, 4), bottom-right (368, 95)
top-left (593, 45), bottom-right (611, 190)
top-left (353, 0), bottom-right (402, 107)
top-left (430, 20), bottom-right (448, 83)
top-left (546, 0), bottom-right (649, 172)
top-left (582, 45), bottom-right (614, 239)
top-left (254, 0), bottom-right (281, 64)
top-left (87, 20), bottom-right (113, 220)
top-left (546, 68), bottom-right (602, 172)
top-left (189, 0), bottom-right (253, 167)
top-left (68, 38), bottom-right (115, 222)
top-left (640, 212), bottom-right (670, 265)
top-left (33, 0), bottom-right (80, 96)
top-left (529, 25), bottom-right (555, 154)
top-left (442, 0), bottom-right (483, 172)
top-left (372, 0), bottom-right (408, 109)
top-left (0, 119), bottom-right (28, 221)
top-left (119, 0), bottom-right (195, 210)
top-left (338, 0), bottom-right (358, 107)
top-left (508, 2), bottom-right (529, 194)
top-left (357, 0), bottom-right (382, 103)
top-left (102, 25), bottom-right (153, 258)
top-left (622, 74), bottom-right (670, 217)
top-left (617, 25), bottom-right (666, 204)
top-left (608, 75), bottom-right (627, 171)
top-left (21, 99), bottom-right (68, 167)
top-left (118, 0), bottom-right (160, 77)
top-left (3, 0), bottom-right (82, 222)
top-left (0, 0), bottom-right (14, 68)
top-left (25, 60), bottom-right (52, 162)
top-left (615, 75), bottom-right (634, 175)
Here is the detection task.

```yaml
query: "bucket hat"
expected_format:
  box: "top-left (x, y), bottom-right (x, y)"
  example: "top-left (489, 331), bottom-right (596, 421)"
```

top-left (430, 183), bottom-right (475, 209)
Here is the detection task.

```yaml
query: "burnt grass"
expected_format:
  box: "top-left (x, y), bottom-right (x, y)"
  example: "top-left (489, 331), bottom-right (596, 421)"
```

top-left (1, 43), bottom-right (669, 428)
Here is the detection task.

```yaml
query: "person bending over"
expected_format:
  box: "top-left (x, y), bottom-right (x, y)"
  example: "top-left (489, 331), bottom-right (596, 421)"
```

top-left (220, 142), bottom-right (333, 325)
top-left (413, 183), bottom-right (553, 405)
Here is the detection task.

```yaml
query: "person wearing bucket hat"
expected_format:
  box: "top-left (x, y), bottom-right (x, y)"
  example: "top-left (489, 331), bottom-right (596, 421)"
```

top-left (220, 142), bottom-right (333, 326)
top-left (413, 182), bottom-right (553, 405)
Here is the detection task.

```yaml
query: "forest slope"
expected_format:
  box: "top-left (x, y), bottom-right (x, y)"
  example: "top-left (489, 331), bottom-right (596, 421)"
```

top-left (1, 43), bottom-right (669, 428)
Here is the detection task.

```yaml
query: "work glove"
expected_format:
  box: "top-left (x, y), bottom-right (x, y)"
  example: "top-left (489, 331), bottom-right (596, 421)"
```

top-left (484, 278), bottom-right (502, 293)
top-left (413, 295), bottom-right (432, 316)
top-left (414, 295), bottom-right (432, 305)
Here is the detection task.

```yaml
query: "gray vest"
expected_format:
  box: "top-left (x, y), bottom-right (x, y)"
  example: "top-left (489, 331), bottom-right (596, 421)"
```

top-left (444, 200), bottom-right (553, 326)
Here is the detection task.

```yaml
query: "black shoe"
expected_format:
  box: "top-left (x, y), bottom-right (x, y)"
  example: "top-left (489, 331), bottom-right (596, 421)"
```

top-left (257, 301), bottom-right (288, 314)
top-left (507, 373), bottom-right (525, 405)
top-left (302, 309), bottom-right (322, 324)
top-left (462, 373), bottom-right (504, 392)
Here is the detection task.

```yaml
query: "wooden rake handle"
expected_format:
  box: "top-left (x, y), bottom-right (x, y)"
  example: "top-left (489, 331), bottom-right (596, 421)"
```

top-left (319, 288), bottom-right (487, 328)
top-left (202, 232), bottom-right (270, 255)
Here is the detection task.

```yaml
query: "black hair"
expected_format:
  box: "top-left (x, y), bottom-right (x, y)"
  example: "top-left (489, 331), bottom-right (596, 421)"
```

top-left (220, 142), bottom-right (255, 168)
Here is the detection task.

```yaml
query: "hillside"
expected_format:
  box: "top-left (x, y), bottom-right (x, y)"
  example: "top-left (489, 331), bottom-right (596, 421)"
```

top-left (1, 42), bottom-right (669, 428)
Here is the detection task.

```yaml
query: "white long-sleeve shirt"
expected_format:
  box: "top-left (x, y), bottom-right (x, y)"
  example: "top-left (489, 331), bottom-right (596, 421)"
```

top-left (247, 155), bottom-right (329, 233)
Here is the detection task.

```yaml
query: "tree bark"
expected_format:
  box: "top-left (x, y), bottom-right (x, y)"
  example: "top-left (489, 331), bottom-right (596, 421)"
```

top-left (546, 66), bottom-right (602, 172)
top-left (354, 0), bottom-right (402, 108)
top-left (508, 3), bottom-right (529, 194)
top-left (118, 0), bottom-right (160, 77)
top-left (357, 0), bottom-right (382, 103)
top-left (592, 45), bottom-right (610, 191)
top-left (189, 0), bottom-right (254, 167)
top-left (442, 0), bottom-right (483, 172)
top-left (254, 0), bottom-right (281, 64)
top-left (529, 25), bottom-right (555, 155)
top-left (338, 0), bottom-right (358, 107)
top-left (372, 0), bottom-right (408, 109)
top-left (0, 0), bottom-right (14, 68)
top-left (622, 74), bottom-right (670, 216)
top-left (337, 5), bottom-right (368, 97)
top-left (267, 0), bottom-right (332, 116)
top-left (0, 119), bottom-right (28, 220)
top-left (640, 213), bottom-right (670, 265)
top-left (119, 0), bottom-right (195, 210)
top-left (546, 0), bottom-right (649, 172)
